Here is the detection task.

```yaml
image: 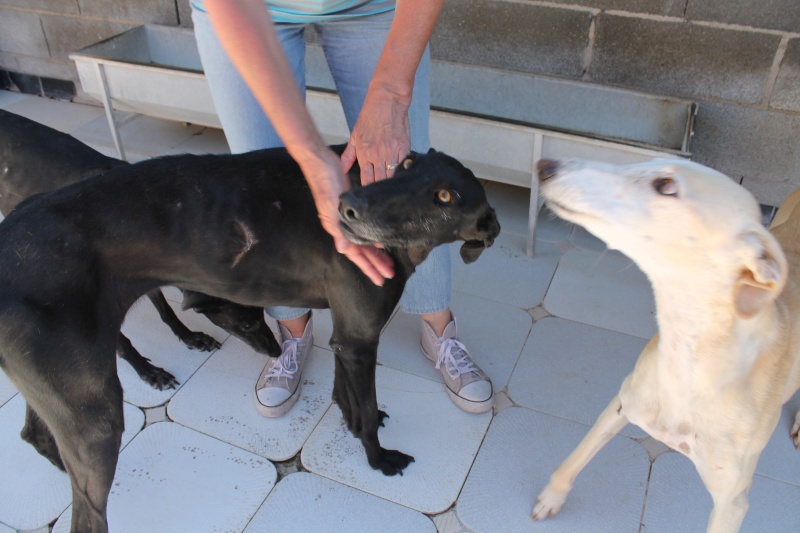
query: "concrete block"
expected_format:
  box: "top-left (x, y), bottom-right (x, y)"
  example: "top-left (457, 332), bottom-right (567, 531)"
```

top-left (772, 37), bottom-right (800, 112)
top-left (687, 0), bottom-right (800, 33)
top-left (0, 52), bottom-right (77, 83)
top-left (591, 13), bottom-right (781, 105)
top-left (0, 9), bottom-right (48, 57)
top-left (78, 0), bottom-right (178, 25)
top-left (0, 0), bottom-right (79, 13)
top-left (545, 0), bottom-right (685, 17)
top-left (41, 14), bottom-right (134, 61)
top-left (690, 101), bottom-right (800, 206)
top-left (432, 0), bottom-right (592, 79)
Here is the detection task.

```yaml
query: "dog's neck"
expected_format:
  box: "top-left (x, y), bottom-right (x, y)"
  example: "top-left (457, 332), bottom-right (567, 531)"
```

top-left (649, 271), bottom-right (779, 395)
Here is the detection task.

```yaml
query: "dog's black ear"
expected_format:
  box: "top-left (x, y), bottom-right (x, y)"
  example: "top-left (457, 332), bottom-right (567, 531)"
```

top-left (182, 291), bottom-right (223, 313)
top-left (733, 228), bottom-right (787, 318)
top-left (459, 208), bottom-right (501, 264)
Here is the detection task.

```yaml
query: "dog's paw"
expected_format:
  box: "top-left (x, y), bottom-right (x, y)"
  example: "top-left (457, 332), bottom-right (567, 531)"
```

top-left (791, 411), bottom-right (800, 449)
top-left (531, 485), bottom-right (568, 521)
top-left (140, 366), bottom-right (180, 390)
top-left (371, 448), bottom-right (415, 476)
top-left (181, 331), bottom-right (221, 352)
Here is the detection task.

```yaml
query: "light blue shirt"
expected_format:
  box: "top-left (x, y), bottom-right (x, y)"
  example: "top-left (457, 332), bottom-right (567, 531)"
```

top-left (191, 0), bottom-right (395, 23)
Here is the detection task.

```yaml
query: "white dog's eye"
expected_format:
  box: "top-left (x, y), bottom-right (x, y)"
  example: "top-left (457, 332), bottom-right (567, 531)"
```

top-left (653, 177), bottom-right (678, 196)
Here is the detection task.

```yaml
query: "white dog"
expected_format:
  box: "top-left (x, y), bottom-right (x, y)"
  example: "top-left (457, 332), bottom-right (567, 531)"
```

top-left (532, 158), bottom-right (800, 533)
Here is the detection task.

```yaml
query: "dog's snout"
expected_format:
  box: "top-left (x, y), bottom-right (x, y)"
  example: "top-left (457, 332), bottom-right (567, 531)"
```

top-left (339, 191), bottom-right (367, 222)
top-left (536, 159), bottom-right (559, 182)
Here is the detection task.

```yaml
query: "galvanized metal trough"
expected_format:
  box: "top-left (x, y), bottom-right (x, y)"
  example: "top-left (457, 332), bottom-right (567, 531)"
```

top-left (71, 24), bottom-right (696, 256)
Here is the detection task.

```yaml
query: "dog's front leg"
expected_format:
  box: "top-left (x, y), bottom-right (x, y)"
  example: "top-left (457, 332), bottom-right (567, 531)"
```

top-left (533, 394), bottom-right (629, 521)
top-left (331, 342), bottom-right (414, 476)
top-left (695, 452), bottom-right (760, 533)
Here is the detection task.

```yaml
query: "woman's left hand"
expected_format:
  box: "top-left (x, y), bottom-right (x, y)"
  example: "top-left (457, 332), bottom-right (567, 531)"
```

top-left (340, 85), bottom-right (411, 185)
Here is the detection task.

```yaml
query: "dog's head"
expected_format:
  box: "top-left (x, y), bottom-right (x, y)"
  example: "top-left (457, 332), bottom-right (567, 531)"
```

top-left (538, 158), bottom-right (787, 318)
top-left (339, 149), bottom-right (500, 265)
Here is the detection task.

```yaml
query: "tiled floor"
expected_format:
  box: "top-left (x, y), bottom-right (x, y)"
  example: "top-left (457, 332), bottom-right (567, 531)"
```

top-left (1, 90), bottom-right (799, 532)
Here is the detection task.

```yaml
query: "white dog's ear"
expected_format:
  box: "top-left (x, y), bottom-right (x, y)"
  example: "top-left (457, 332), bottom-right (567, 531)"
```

top-left (733, 228), bottom-right (787, 318)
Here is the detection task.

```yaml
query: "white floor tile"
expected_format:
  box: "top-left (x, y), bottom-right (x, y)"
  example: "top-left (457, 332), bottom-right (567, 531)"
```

top-left (0, 370), bottom-right (16, 408)
top-left (570, 224), bottom-right (608, 252)
top-left (245, 472), bottom-right (436, 533)
top-left (71, 113), bottom-right (203, 159)
top-left (451, 233), bottom-right (561, 310)
top-left (643, 451), bottom-right (800, 532)
top-left (167, 126), bottom-right (230, 155)
top-left (52, 422), bottom-right (276, 533)
top-left (168, 336), bottom-right (334, 461)
top-left (118, 294), bottom-right (226, 408)
top-left (458, 407), bottom-right (650, 533)
top-left (301, 365), bottom-right (492, 514)
top-left (544, 248), bottom-right (657, 339)
top-left (508, 316), bottom-right (647, 438)
top-left (0, 522), bottom-right (15, 533)
top-left (0, 90), bottom-right (30, 109)
top-left (378, 291), bottom-right (531, 391)
top-left (0, 396), bottom-right (143, 531)
top-left (3, 96), bottom-right (105, 133)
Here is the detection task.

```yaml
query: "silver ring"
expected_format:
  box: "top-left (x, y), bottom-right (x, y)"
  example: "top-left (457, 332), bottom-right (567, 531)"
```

top-left (385, 163), bottom-right (398, 170)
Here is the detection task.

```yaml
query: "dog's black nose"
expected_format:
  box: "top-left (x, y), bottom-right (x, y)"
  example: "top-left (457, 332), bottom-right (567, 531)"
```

top-left (339, 191), bottom-right (367, 222)
top-left (536, 159), bottom-right (559, 182)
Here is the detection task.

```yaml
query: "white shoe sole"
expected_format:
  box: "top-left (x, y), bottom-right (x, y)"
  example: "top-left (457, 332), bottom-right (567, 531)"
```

top-left (254, 383), bottom-right (301, 418)
top-left (420, 345), bottom-right (494, 414)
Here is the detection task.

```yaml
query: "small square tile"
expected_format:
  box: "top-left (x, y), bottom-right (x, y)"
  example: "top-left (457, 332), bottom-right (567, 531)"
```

top-left (245, 472), bottom-right (436, 533)
top-left (378, 291), bottom-right (531, 391)
top-left (4, 96), bottom-right (104, 133)
top-left (118, 293), bottom-right (226, 408)
top-left (301, 365), bottom-right (492, 514)
top-left (52, 422), bottom-right (277, 533)
top-left (544, 248), bottom-right (657, 339)
top-left (508, 316), bottom-right (647, 439)
top-left (643, 452), bottom-right (800, 532)
top-left (458, 408), bottom-right (650, 533)
top-left (168, 336), bottom-right (334, 462)
top-left (451, 233), bottom-right (561, 310)
top-left (0, 396), bottom-right (143, 531)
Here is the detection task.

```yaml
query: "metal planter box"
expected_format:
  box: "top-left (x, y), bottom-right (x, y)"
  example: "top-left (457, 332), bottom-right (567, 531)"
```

top-left (70, 25), bottom-right (220, 136)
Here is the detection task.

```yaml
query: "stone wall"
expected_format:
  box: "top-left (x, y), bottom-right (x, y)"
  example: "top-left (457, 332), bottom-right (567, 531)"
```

top-left (1, 0), bottom-right (798, 204)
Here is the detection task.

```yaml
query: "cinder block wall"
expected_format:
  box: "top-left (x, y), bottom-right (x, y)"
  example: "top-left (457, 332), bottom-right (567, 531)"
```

top-left (1, 0), bottom-right (798, 204)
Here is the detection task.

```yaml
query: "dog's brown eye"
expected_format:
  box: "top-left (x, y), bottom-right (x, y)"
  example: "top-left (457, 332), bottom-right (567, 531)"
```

top-left (653, 177), bottom-right (678, 196)
top-left (402, 157), bottom-right (414, 170)
top-left (436, 190), bottom-right (452, 204)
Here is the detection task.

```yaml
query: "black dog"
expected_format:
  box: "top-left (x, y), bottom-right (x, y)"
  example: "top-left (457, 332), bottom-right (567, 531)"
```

top-left (0, 145), bottom-right (498, 532)
top-left (0, 109), bottom-right (279, 390)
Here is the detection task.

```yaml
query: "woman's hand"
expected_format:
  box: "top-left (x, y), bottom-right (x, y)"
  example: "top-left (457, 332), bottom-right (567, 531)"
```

top-left (340, 84), bottom-right (411, 185)
top-left (299, 147), bottom-right (394, 286)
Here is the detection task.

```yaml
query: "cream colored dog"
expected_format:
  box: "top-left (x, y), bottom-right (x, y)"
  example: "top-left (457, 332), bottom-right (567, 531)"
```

top-left (532, 158), bottom-right (800, 533)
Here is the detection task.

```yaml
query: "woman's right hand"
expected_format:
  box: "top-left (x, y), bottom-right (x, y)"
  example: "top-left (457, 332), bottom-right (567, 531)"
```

top-left (299, 147), bottom-right (394, 286)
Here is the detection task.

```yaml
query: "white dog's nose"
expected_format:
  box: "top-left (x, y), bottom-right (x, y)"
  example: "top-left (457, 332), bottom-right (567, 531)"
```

top-left (537, 159), bottom-right (559, 182)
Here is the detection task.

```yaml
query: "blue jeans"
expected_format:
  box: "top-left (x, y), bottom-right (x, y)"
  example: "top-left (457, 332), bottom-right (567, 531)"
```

top-left (193, 8), bottom-right (451, 320)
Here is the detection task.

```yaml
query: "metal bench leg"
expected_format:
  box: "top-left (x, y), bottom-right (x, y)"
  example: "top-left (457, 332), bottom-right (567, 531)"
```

top-left (94, 62), bottom-right (126, 161)
top-left (527, 133), bottom-right (544, 257)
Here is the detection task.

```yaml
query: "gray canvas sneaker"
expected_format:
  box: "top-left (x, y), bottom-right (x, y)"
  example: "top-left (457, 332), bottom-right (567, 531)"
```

top-left (420, 314), bottom-right (494, 413)
top-left (254, 314), bottom-right (313, 417)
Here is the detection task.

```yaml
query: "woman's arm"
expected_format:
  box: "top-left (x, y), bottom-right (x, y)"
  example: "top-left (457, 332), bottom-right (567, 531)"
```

top-left (340, 0), bottom-right (446, 184)
top-left (203, 0), bottom-right (393, 285)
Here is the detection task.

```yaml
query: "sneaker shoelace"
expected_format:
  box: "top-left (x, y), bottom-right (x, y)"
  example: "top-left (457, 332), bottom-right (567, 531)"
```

top-left (434, 338), bottom-right (478, 379)
top-left (267, 339), bottom-right (302, 381)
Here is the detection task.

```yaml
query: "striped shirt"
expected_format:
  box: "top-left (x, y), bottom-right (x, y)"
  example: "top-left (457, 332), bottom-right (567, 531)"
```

top-left (192, 1), bottom-right (395, 23)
